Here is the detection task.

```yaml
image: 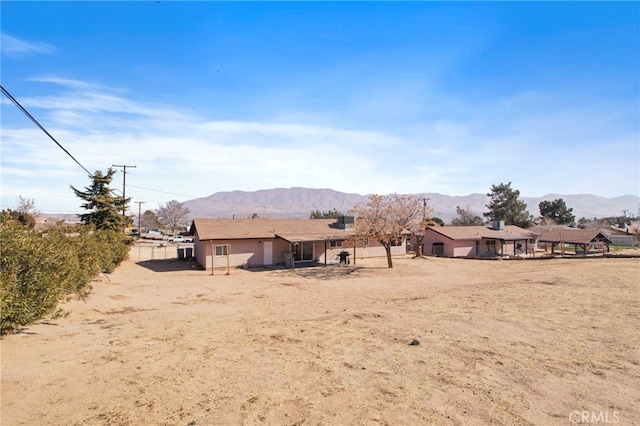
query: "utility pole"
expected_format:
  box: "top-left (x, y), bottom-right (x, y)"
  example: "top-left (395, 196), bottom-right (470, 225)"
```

top-left (135, 201), bottom-right (146, 232)
top-left (423, 198), bottom-right (431, 221)
top-left (112, 164), bottom-right (136, 232)
top-left (415, 197), bottom-right (431, 258)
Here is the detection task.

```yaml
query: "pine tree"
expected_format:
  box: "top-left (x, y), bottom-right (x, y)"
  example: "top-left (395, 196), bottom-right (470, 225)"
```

top-left (484, 182), bottom-right (532, 228)
top-left (539, 199), bottom-right (575, 225)
top-left (71, 168), bottom-right (129, 231)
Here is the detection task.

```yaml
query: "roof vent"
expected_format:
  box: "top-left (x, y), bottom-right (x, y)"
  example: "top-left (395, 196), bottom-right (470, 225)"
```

top-left (336, 216), bottom-right (355, 229)
top-left (492, 220), bottom-right (505, 231)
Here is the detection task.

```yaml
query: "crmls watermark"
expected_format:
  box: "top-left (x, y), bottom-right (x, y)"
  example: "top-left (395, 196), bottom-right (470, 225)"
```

top-left (569, 410), bottom-right (620, 424)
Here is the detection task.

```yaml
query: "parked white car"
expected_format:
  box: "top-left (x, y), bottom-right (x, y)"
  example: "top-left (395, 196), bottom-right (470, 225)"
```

top-left (167, 235), bottom-right (194, 243)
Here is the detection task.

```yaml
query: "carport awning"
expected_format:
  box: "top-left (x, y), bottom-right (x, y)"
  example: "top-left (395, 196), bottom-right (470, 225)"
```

top-left (483, 236), bottom-right (533, 242)
top-left (276, 233), bottom-right (354, 243)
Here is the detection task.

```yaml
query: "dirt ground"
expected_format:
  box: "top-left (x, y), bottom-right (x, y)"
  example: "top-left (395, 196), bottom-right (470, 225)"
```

top-left (1, 244), bottom-right (639, 426)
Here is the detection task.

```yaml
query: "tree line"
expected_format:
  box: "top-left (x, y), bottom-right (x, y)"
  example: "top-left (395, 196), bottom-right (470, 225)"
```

top-left (312, 182), bottom-right (580, 229)
top-left (451, 182), bottom-right (576, 228)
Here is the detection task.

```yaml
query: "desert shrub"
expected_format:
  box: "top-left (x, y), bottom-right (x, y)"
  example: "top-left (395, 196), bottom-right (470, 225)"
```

top-left (42, 225), bottom-right (101, 296)
top-left (0, 209), bottom-right (36, 229)
top-left (1, 219), bottom-right (67, 333)
top-left (0, 218), bottom-right (133, 334)
top-left (92, 229), bottom-right (134, 273)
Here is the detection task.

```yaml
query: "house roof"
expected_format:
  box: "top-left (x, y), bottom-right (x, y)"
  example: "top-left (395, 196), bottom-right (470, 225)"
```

top-left (190, 218), bottom-right (355, 242)
top-left (538, 228), bottom-right (612, 244)
top-left (426, 225), bottom-right (534, 241)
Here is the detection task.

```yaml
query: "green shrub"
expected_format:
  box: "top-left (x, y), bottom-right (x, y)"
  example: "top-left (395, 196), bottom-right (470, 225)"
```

top-left (92, 229), bottom-right (134, 273)
top-left (0, 218), bottom-right (133, 334)
top-left (1, 220), bottom-right (67, 333)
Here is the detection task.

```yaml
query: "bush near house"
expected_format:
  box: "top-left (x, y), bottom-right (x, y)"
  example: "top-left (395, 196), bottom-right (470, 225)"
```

top-left (0, 216), bottom-right (133, 334)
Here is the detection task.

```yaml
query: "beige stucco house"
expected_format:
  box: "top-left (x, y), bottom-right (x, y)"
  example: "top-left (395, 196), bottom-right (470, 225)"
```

top-left (422, 222), bottom-right (535, 258)
top-left (189, 217), bottom-right (407, 270)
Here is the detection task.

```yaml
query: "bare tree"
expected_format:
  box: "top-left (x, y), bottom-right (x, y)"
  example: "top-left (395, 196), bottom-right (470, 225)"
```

top-left (156, 200), bottom-right (190, 234)
top-left (351, 194), bottom-right (423, 268)
top-left (413, 217), bottom-right (433, 258)
top-left (17, 196), bottom-right (39, 216)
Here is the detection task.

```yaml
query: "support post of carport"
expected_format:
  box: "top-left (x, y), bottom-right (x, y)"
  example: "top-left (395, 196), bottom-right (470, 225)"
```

top-left (353, 242), bottom-right (356, 265)
top-left (214, 241), bottom-right (215, 275)
top-left (324, 241), bottom-right (327, 266)
top-left (290, 242), bottom-right (296, 270)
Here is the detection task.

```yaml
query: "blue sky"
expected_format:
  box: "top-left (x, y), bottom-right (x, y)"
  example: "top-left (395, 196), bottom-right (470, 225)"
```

top-left (1, 1), bottom-right (638, 215)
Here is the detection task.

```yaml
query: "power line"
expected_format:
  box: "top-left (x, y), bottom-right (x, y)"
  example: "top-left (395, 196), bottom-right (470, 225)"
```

top-left (0, 84), bottom-right (93, 177)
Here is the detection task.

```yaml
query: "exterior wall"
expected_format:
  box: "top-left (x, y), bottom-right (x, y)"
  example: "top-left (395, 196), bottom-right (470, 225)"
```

top-left (313, 242), bottom-right (346, 264)
top-left (451, 241), bottom-right (476, 257)
top-left (194, 236), bottom-right (406, 269)
top-left (314, 239), bottom-right (404, 264)
top-left (424, 229), bottom-right (486, 257)
top-left (424, 231), bottom-right (455, 257)
top-left (194, 239), bottom-right (208, 268)
top-left (422, 228), bottom-right (531, 258)
top-left (477, 239), bottom-right (504, 256)
top-left (195, 238), bottom-right (287, 270)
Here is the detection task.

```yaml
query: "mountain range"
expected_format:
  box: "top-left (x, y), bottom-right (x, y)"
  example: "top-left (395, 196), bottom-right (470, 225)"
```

top-left (182, 187), bottom-right (640, 222)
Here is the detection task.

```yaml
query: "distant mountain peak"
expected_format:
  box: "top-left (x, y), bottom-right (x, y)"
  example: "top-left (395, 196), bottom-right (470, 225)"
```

top-left (182, 187), bottom-right (639, 221)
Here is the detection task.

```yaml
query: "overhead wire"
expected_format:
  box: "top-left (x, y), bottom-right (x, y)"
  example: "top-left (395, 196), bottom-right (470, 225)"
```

top-left (2, 85), bottom-right (303, 215)
top-left (1, 84), bottom-right (94, 177)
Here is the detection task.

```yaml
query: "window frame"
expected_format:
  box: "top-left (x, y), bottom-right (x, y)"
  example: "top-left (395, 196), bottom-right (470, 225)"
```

top-left (215, 244), bottom-right (229, 257)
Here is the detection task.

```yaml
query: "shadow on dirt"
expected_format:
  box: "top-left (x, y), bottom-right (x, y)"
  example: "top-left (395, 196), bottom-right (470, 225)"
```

top-left (136, 259), bottom-right (205, 273)
top-left (285, 264), bottom-right (363, 280)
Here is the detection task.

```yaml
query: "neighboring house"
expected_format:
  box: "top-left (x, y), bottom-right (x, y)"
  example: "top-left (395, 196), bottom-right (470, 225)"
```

top-left (422, 222), bottom-right (535, 258)
top-left (189, 217), bottom-right (406, 270)
top-left (604, 223), bottom-right (637, 247)
top-left (538, 228), bottom-right (612, 255)
top-left (34, 216), bottom-right (82, 231)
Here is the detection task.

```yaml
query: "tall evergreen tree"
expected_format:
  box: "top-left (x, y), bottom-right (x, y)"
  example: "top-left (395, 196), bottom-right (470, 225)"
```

top-left (71, 168), bottom-right (129, 231)
top-left (484, 182), bottom-right (533, 228)
top-left (538, 199), bottom-right (575, 225)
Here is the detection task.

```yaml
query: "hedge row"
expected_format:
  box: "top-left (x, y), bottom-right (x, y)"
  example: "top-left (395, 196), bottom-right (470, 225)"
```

top-left (0, 218), bottom-right (133, 334)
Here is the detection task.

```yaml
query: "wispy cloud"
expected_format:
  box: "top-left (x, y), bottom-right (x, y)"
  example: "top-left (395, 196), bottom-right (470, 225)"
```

top-left (1, 76), bottom-right (637, 214)
top-left (1, 33), bottom-right (56, 57)
top-left (0, 79), bottom-right (392, 211)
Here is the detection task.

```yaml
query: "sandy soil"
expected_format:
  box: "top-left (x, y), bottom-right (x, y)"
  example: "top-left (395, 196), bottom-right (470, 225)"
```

top-left (2, 244), bottom-right (639, 426)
